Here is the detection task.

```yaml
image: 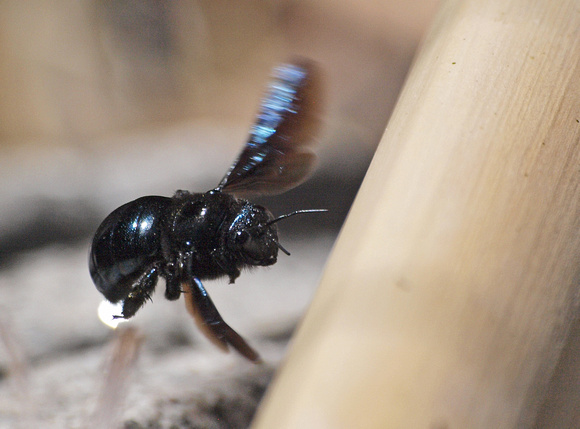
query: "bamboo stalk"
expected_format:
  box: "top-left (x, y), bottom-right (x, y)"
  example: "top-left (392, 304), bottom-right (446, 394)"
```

top-left (252, 0), bottom-right (580, 427)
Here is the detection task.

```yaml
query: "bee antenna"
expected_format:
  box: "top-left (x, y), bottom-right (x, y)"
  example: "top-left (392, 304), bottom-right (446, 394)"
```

top-left (243, 209), bottom-right (327, 254)
top-left (265, 209), bottom-right (328, 227)
top-left (275, 241), bottom-right (291, 256)
top-left (266, 209), bottom-right (327, 257)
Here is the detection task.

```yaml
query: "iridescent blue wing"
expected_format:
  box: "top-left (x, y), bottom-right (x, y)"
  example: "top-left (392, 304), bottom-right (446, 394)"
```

top-left (216, 60), bottom-right (323, 197)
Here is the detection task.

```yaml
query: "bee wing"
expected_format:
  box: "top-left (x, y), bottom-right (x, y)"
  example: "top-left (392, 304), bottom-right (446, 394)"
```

top-left (216, 59), bottom-right (324, 197)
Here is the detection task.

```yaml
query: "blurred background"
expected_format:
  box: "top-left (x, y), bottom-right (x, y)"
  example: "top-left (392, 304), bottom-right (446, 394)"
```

top-left (0, 0), bottom-right (439, 427)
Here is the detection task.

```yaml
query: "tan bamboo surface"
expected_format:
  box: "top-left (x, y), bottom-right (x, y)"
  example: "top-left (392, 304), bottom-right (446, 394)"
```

top-left (252, 0), bottom-right (580, 427)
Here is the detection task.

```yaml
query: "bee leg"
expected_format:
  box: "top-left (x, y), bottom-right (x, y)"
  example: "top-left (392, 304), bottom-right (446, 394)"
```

top-left (181, 277), bottom-right (261, 363)
top-left (209, 248), bottom-right (240, 283)
top-left (117, 266), bottom-right (159, 319)
top-left (163, 262), bottom-right (181, 301)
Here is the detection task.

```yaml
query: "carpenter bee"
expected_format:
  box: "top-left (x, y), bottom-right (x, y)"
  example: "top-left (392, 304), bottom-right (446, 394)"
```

top-left (89, 60), bottom-right (324, 362)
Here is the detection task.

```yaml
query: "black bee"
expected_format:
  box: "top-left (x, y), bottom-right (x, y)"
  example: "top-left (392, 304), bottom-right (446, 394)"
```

top-left (89, 60), bottom-right (324, 362)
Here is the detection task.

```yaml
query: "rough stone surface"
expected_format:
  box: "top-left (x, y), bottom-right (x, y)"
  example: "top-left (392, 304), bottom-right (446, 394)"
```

top-left (0, 231), bottom-right (335, 429)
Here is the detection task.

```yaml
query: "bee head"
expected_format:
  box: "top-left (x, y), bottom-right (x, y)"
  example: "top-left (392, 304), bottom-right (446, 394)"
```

top-left (228, 204), bottom-right (327, 267)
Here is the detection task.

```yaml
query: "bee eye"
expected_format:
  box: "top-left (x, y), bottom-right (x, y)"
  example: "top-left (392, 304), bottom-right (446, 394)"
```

top-left (235, 230), bottom-right (251, 245)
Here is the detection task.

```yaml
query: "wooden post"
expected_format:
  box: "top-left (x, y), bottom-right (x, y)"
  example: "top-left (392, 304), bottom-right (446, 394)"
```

top-left (252, 0), bottom-right (580, 427)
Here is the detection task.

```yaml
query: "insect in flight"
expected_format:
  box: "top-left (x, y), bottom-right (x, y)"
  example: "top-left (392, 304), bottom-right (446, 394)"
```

top-left (89, 60), bottom-right (324, 362)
